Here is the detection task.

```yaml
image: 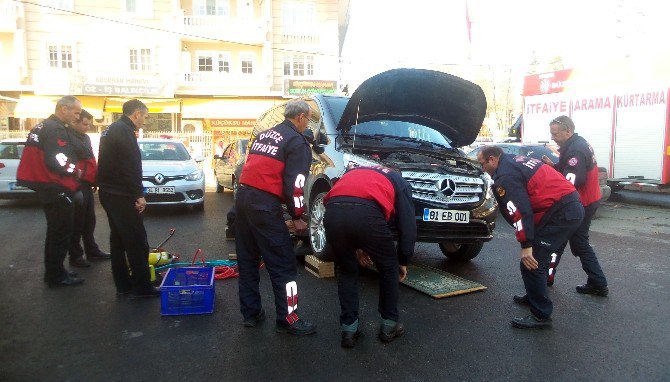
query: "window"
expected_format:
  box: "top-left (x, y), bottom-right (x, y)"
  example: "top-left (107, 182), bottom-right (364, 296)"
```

top-left (48, 44), bottom-right (73, 69)
top-left (123, 0), bottom-right (153, 17)
top-left (197, 51), bottom-right (230, 73)
top-left (283, 54), bottom-right (314, 77)
top-left (194, 0), bottom-right (230, 16)
top-left (129, 48), bottom-right (152, 71)
top-left (281, 2), bottom-right (316, 36)
top-left (240, 53), bottom-right (253, 74)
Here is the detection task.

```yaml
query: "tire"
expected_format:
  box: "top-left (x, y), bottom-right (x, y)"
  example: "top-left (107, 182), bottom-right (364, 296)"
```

top-left (308, 192), bottom-right (333, 261)
top-left (438, 241), bottom-right (483, 262)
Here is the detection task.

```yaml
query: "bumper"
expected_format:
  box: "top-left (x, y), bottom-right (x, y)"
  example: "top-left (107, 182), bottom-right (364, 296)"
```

top-left (142, 180), bottom-right (205, 205)
top-left (415, 218), bottom-right (496, 243)
top-left (0, 180), bottom-right (36, 199)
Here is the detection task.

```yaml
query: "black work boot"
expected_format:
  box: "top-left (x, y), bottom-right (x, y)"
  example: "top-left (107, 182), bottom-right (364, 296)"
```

top-left (512, 294), bottom-right (529, 306)
top-left (243, 309), bottom-right (266, 327)
top-left (341, 330), bottom-right (362, 348)
top-left (275, 319), bottom-right (317, 336)
top-left (379, 322), bottom-right (404, 343)
top-left (511, 314), bottom-right (552, 329)
top-left (576, 283), bottom-right (609, 297)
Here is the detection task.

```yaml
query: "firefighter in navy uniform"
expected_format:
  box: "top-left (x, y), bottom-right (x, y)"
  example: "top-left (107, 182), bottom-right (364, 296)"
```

top-left (541, 115), bottom-right (608, 295)
top-left (323, 165), bottom-right (416, 347)
top-left (477, 146), bottom-right (584, 329)
top-left (235, 100), bottom-right (316, 335)
top-left (16, 96), bottom-right (84, 287)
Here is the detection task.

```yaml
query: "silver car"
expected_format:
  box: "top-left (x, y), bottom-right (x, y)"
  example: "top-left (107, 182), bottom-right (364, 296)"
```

top-left (0, 138), bottom-right (35, 199)
top-left (138, 139), bottom-right (206, 211)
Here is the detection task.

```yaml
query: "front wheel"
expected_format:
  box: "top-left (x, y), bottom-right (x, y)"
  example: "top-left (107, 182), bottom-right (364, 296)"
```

top-left (308, 192), bottom-right (333, 261)
top-left (438, 241), bottom-right (483, 262)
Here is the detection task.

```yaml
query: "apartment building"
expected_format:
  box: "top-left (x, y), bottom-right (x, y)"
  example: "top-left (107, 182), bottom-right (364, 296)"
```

top-left (0, 0), bottom-right (348, 142)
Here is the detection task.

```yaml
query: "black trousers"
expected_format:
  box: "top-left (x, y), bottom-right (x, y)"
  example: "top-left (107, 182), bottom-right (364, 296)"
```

top-left (99, 191), bottom-right (151, 293)
top-left (324, 201), bottom-right (400, 325)
top-left (39, 190), bottom-right (74, 283)
top-left (235, 186), bottom-right (300, 325)
top-left (522, 200), bottom-right (584, 319)
top-left (548, 202), bottom-right (608, 286)
top-left (69, 187), bottom-right (101, 260)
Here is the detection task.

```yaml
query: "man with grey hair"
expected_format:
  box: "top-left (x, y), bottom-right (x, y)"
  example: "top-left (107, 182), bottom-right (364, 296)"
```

top-left (235, 99), bottom-right (316, 335)
top-left (17, 95), bottom-right (85, 287)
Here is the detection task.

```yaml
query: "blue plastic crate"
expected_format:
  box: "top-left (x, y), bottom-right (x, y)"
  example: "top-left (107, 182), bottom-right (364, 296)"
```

top-left (159, 267), bottom-right (215, 316)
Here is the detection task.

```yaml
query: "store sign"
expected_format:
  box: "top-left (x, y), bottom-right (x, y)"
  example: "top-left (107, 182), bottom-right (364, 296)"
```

top-left (209, 119), bottom-right (256, 128)
top-left (285, 80), bottom-right (337, 96)
top-left (80, 75), bottom-right (173, 97)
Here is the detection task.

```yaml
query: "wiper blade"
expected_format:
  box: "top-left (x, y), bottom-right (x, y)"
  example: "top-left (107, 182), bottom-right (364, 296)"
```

top-left (356, 134), bottom-right (450, 150)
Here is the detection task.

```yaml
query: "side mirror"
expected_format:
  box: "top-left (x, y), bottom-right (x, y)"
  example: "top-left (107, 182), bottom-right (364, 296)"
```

top-left (195, 156), bottom-right (205, 163)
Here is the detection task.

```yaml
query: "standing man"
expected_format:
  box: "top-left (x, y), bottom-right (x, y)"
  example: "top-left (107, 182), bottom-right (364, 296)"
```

top-left (477, 146), bottom-right (584, 329)
top-left (97, 99), bottom-right (157, 298)
top-left (235, 100), bottom-right (315, 335)
top-left (541, 115), bottom-right (608, 296)
top-left (323, 165), bottom-right (416, 348)
top-left (16, 96), bottom-right (84, 287)
top-left (68, 109), bottom-right (110, 268)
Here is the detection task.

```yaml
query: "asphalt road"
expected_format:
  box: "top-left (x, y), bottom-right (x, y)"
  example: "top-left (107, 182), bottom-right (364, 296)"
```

top-left (0, 192), bottom-right (668, 382)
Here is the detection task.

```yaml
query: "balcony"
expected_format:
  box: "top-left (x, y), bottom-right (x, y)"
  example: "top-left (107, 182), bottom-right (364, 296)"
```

top-left (179, 12), bottom-right (267, 45)
top-left (0, 1), bottom-right (19, 33)
top-left (176, 71), bottom-right (270, 96)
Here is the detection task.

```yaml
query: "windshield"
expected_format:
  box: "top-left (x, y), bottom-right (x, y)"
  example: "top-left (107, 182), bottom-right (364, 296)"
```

top-left (349, 120), bottom-right (453, 148)
top-left (0, 143), bottom-right (25, 159)
top-left (139, 142), bottom-right (191, 161)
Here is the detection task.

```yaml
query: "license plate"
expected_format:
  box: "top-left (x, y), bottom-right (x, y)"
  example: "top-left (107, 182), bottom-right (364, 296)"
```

top-left (145, 186), bottom-right (175, 194)
top-left (422, 208), bottom-right (470, 223)
top-left (9, 182), bottom-right (27, 191)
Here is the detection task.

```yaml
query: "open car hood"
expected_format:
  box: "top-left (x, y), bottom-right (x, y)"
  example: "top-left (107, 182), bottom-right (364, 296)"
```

top-left (336, 68), bottom-right (487, 148)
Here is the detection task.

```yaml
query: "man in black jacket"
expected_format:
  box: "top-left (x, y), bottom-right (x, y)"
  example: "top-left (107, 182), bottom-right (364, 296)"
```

top-left (236, 100), bottom-right (316, 335)
top-left (97, 99), bottom-right (157, 298)
top-left (323, 165), bottom-right (416, 347)
top-left (68, 109), bottom-right (110, 268)
top-left (17, 96), bottom-right (84, 287)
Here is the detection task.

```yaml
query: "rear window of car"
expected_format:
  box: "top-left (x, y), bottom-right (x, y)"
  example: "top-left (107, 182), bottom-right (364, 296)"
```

top-left (0, 143), bottom-right (25, 159)
top-left (139, 142), bottom-right (191, 161)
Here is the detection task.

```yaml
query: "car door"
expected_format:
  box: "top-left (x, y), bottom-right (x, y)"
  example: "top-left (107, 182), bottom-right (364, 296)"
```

top-left (221, 142), bottom-right (237, 189)
top-left (215, 143), bottom-right (233, 188)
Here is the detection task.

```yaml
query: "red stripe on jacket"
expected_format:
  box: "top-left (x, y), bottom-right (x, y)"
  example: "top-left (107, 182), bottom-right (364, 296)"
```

top-left (325, 168), bottom-right (396, 220)
top-left (578, 166), bottom-right (601, 206)
top-left (17, 146), bottom-right (79, 192)
top-left (239, 153), bottom-right (286, 199)
top-left (528, 165), bottom-right (576, 224)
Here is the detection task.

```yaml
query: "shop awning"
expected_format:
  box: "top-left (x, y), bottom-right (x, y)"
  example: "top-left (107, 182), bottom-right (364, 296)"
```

top-left (181, 98), bottom-right (280, 119)
top-left (13, 95), bottom-right (105, 119)
top-left (103, 98), bottom-right (182, 114)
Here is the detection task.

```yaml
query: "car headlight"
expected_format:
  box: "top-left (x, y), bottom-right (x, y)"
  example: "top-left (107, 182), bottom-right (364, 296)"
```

top-left (185, 170), bottom-right (203, 181)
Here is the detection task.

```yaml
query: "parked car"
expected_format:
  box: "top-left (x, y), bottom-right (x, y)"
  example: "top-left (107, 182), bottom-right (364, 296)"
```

top-left (213, 138), bottom-right (248, 193)
top-left (0, 138), bottom-right (35, 199)
top-left (467, 143), bottom-right (610, 202)
top-left (240, 68), bottom-right (498, 261)
top-left (466, 142), bottom-right (560, 162)
top-left (138, 138), bottom-right (206, 211)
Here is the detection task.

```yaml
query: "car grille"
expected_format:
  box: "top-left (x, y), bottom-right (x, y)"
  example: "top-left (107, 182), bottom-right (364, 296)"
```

top-left (143, 175), bottom-right (186, 185)
top-left (402, 171), bottom-right (484, 205)
top-left (145, 193), bottom-right (185, 203)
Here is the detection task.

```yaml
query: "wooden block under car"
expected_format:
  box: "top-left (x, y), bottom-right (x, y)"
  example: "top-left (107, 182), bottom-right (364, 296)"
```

top-left (228, 253), bottom-right (237, 260)
top-left (305, 255), bottom-right (335, 278)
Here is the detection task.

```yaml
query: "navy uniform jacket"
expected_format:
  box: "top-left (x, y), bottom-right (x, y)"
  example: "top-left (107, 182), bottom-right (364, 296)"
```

top-left (97, 115), bottom-right (144, 198)
top-left (324, 166), bottom-right (417, 265)
top-left (17, 115), bottom-right (80, 194)
top-left (239, 119), bottom-right (311, 219)
top-left (493, 154), bottom-right (577, 248)
top-left (555, 133), bottom-right (601, 207)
